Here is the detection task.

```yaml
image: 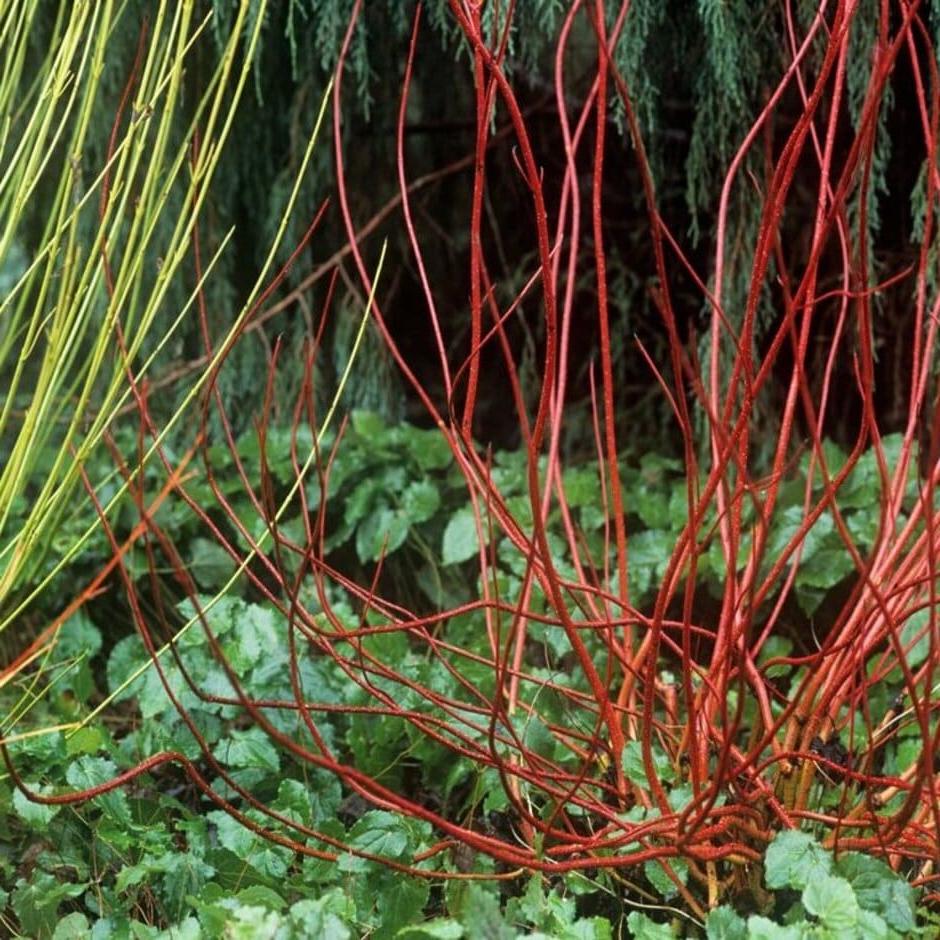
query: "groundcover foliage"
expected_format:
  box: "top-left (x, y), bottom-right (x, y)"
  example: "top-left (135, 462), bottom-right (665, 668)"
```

top-left (1, 419), bottom-right (937, 937)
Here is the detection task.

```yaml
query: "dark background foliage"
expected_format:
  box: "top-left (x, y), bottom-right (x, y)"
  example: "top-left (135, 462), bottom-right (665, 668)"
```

top-left (12, 0), bottom-right (930, 459)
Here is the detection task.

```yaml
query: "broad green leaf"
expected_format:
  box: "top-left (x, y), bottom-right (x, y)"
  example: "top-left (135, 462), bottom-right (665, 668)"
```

top-left (12, 785), bottom-right (61, 828)
top-left (374, 875), bottom-right (429, 935)
top-left (765, 506), bottom-right (834, 568)
top-left (106, 635), bottom-right (151, 701)
top-left (455, 885), bottom-right (515, 940)
top-left (744, 916), bottom-right (804, 939)
top-left (757, 636), bottom-right (794, 680)
top-left (625, 912), bottom-right (675, 939)
top-left (795, 546), bottom-right (856, 592)
top-left (516, 712), bottom-right (557, 760)
top-left (356, 505), bottom-right (410, 562)
top-left (402, 478), bottom-right (441, 523)
top-left (213, 727), bottom-right (280, 774)
top-left (840, 450), bottom-right (881, 508)
top-left (65, 726), bottom-right (106, 757)
top-left (667, 784), bottom-right (695, 812)
top-left (644, 858), bottom-right (688, 900)
top-left (218, 905), bottom-right (282, 938)
top-left (807, 440), bottom-right (848, 480)
top-left (561, 918), bottom-right (613, 940)
top-left (898, 610), bottom-right (932, 670)
top-left (11, 873), bottom-right (87, 938)
top-left (846, 505), bottom-right (881, 548)
top-left (856, 909), bottom-right (892, 939)
top-left (65, 756), bottom-right (131, 823)
top-left (54, 611), bottom-right (102, 661)
top-left (351, 410), bottom-right (387, 440)
top-left (345, 478), bottom-right (383, 527)
top-left (802, 875), bottom-right (859, 932)
top-left (397, 920), bottom-right (464, 939)
top-left (232, 885), bottom-right (287, 911)
top-left (289, 893), bottom-right (355, 939)
top-left (764, 830), bottom-right (831, 890)
top-left (627, 529), bottom-right (674, 598)
top-left (562, 466), bottom-right (599, 507)
top-left (875, 879), bottom-right (918, 933)
top-left (346, 810), bottom-right (411, 861)
top-left (442, 508), bottom-right (479, 565)
top-left (207, 811), bottom-right (293, 879)
top-left (621, 740), bottom-right (676, 787)
top-left (52, 913), bottom-right (91, 939)
top-left (187, 537), bottom-right (237, 590)
top-left (406, 427), bottom-right (453, 471)
top-left (705, 907), bottom-right (746, 940)
top-left (834, 852), bottom-right (918, 932)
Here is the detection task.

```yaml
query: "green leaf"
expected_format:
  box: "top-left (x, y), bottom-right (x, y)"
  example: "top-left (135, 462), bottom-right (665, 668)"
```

top-left (898, 610), bottom-right (932, 670)
top-left (106, 635), bottom-right (151, 701)
top-left (562, 467), bottom-right (599, 508)
top-left (634, 455), bottom-right (682, 529)
top-left (346, 810), bottom-right (412, 862)
top-left (621, 740), bottom-right (676, 787)
top-left (65, 756), bottom-right (131, 823)
top-left (65, 726), bottom-right (105, 757)
top-left (375, 875), bottom-right (429, 935)
top-left (766, 506), bottom-right (834, 567)
top-left (406, 427), bottom-right (453, 471)
top-left (208, 811), bottom-right (293, 879)
top-left (12, 785), bottom-right (62, 828)
top-left (796, 546), bottom-right (856, 592)
top-left (222, 601), bottom-right (283, 673)
top-left (213, 728), bottom-right (280, 774)
top-left (401, 479), bottom-right (441, 524)
top-left (442, 508), bottom-right (479, 565)
top-left (627, 529), bottom-right (674, 598)
top-left (115, 849), bottom-right (214, 905)
top-left (856, 909), bottom-right (892, 939)
top-left (833, 852), bottom-right (916, 930)
top-left (516, 713), bottom-right (557, 760)
top-left (288, 892), bottom-right (355, 939)
top-left (839, 450), bottom-right (881, 508)
top-left (667, 784), bottom-right (694, 812)
top-left (455, 886), bottom-right (515, 940)
top-left (356, 505), bottom-right (410, 562)
top-left (509, 875), bottom-right (578, 932)
top-left (625, 912), bottom-right (675, 939)
top-left (764, 830), bottom-right (832, 890)
top-left (744, 916), bottom-right (804, 939)
top-left (218, 905), bottom-right (283, 938)
top-left (644, 858), bottom-right (688, 900)
top-left (561, 918), bottom-right (614, 940)
top-left (705, 907), bottom-right (746, 940)
top-left (345, 478), bottom-right (383, 527)
top-left (233, 885), bottom-right (288, 911)
top-left (757, 636), bottom-right (793, 680)
top-left (397, 920), bottom-right (464, 939)
top-left (352, 410), bottom-right (387, 440)
top-left (272, 778), bottom-right (315, 825)
top-left (54, 611), bottom-right (102, 662)
top-left (875, 879), bottom-right (918, 933)
top-left (52, 913), bottom-right (91, 939)
top-left (802, 875), bottom-right (859, 932)
top-left (11, 873), bottom-right (87, 938)
top-left (187, 537), bottom-right (237, 590)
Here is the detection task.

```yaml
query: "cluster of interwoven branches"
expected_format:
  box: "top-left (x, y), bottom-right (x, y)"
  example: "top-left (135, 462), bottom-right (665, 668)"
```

top-left (5, 0), bottom-right (940, 914)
